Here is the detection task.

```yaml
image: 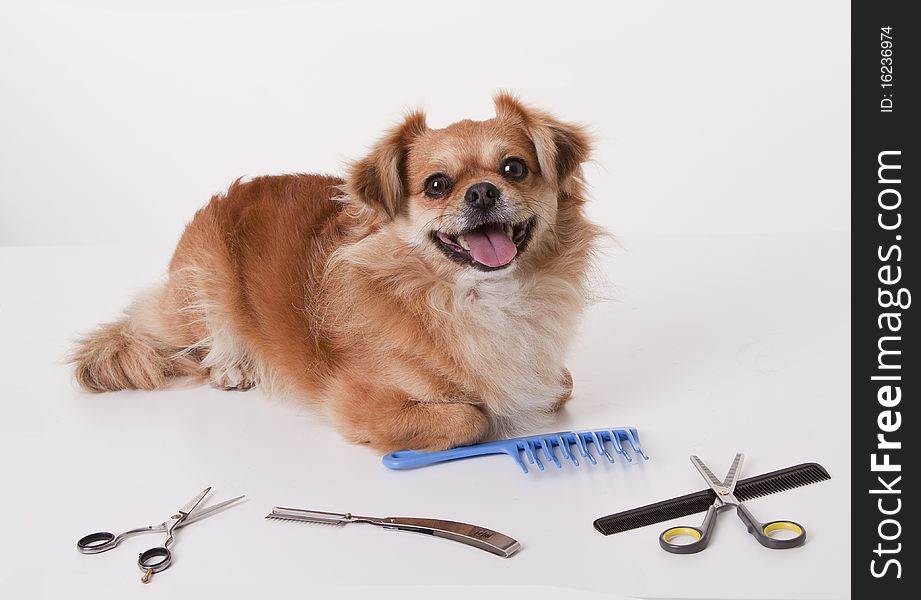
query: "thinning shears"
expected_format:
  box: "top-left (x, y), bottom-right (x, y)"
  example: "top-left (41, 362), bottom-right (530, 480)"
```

top-left (77, 486), bottom-right (244, 583)
top-left (660, 454), bottom-right (806, 553)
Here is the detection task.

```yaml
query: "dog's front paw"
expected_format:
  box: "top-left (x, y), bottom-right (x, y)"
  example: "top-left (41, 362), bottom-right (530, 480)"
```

top-left (208, 361), bottom-right (257, 391)
top-left (373, 401), bottom-right (488, 452)
top-left (402, 401), bottom-right (490, 452)
top-left (342, 399), bottom-right (489, 453)
top-left (332, 382), bottom-right (490, 453)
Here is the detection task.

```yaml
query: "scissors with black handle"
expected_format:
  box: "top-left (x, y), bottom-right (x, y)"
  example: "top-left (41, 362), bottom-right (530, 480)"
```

top-left (77, 486), bottom-right (244, 583)
top-left (659, 454), bottom-right (806, 554)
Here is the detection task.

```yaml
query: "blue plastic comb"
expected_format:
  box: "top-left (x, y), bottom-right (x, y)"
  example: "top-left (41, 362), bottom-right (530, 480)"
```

top-left (382, 427), bottom-right (649, 474)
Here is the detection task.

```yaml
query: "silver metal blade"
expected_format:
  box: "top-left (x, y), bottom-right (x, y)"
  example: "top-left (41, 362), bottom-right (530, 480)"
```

top-left (265, 507), bottom-right (352, 525)
top-left (177, 486), bottom-right (212, 517)
top-left (181, 495), bottom-right (245, 527)
top-left (690, 456), bottom-right (725, 491)
top-left (264, 514), bottom-right (344, 527)
top-left (723, 453), bottom-right (745, 491)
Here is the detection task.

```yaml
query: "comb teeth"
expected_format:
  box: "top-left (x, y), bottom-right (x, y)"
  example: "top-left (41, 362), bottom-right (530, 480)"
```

top-left (593, 462), bottom-right (830, 536)
top-left (265, 515), bottom-right (345, 527)
top-left (266, 507), bottom-right (352, 526)
top-left (514, 428), bottom-right (649, 474)
top-left (595, 494), bottom-right (714, 536)
top-left (735, 463), bottom-right (830, 501)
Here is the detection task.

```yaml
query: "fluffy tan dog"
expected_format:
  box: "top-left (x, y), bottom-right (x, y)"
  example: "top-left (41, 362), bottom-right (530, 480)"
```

top-left (71, 94), bottom-right (602, 451)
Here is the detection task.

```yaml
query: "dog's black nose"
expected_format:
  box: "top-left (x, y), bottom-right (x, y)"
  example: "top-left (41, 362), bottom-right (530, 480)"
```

top-left (464, 182), bottom-right (500, 211)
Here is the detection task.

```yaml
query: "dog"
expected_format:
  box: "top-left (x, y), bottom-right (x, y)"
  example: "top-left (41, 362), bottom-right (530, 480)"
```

top-left (71, 94), bottom-right (603, 452)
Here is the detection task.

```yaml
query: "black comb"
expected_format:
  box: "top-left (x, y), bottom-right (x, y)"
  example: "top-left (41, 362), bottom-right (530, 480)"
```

top-left (593, 462), bottom-right (830, 536)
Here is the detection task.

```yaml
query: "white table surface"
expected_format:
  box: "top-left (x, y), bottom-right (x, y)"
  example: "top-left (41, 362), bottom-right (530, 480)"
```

top-left (0, 233), bottom-right (850, 600)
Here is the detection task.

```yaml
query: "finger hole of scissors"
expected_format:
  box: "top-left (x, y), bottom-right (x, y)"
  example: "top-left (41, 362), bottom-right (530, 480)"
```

top-left (77, 532), bottom-right (115, 552)
top-left (661, 527), bottom-right (703, 546)
top-left (763, 521), bottom-right (804, 540)
top-left (138, 547), bottom-right (172, 571)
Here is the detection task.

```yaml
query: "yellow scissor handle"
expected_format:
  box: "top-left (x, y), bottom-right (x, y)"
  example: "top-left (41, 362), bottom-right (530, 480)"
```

top-left (659, 505), bottom-right (717, 554)
top-left (662, 527), bottom-right (702, 541)
top-left (737, 505), bottom-right (806, 549)
top-left (763, 521), bottom-right (804, 537)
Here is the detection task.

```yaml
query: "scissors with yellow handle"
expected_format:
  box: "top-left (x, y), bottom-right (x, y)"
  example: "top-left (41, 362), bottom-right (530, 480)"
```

top-left (660, 454), bottom-right (806, 554)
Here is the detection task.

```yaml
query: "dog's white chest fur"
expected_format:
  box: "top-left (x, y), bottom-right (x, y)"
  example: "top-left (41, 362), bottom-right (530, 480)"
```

top-left (448, 271), bottom-right (581, 434)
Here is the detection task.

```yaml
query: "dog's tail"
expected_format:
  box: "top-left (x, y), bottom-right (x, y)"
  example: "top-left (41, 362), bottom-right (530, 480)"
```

top-left (70, 287), bottom-right (203, 393)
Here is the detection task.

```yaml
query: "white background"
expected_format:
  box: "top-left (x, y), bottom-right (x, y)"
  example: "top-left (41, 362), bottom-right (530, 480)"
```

top-left (0, 1), bottom-right (850, 599)
top-left (1, 0), bottom-right (848, 247)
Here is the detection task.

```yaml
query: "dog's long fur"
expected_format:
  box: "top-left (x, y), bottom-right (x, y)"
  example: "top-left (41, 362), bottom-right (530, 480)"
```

top-left (71, 94), bottom-right (602, 451)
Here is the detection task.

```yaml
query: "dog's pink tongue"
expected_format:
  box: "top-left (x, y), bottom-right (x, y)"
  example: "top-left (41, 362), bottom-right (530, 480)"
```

top-left (464, 224), bottom-right (517, 268)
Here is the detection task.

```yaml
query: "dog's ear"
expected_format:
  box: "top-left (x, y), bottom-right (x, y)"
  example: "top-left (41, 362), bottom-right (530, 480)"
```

top-left (494, 93), bottom-right (591, 193)
top-left (345, 111), bottom-right (428, 219)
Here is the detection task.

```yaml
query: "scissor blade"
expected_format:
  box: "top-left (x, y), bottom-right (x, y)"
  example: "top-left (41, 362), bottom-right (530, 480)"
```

top-left (723, 453), bottom-right (745, 491)
top-left (177, 486), bottom-right (212, 517)
top-left (690, 456), bottom-right (726, 491)
top-left (180, 495), bottom-right (245, 527)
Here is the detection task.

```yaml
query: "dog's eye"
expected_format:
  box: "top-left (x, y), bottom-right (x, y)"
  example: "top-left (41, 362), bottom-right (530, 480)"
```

top-left (501, 158), bottom-right (528, 181)
top-left (424, 174), bottom-right (452, 198)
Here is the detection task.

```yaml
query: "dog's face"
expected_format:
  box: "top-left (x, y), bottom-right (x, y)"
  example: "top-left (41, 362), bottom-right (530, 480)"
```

top-left (407, 120), bottom-right (547, 271)
top-left (346, 94), bottom-right (590, 274)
